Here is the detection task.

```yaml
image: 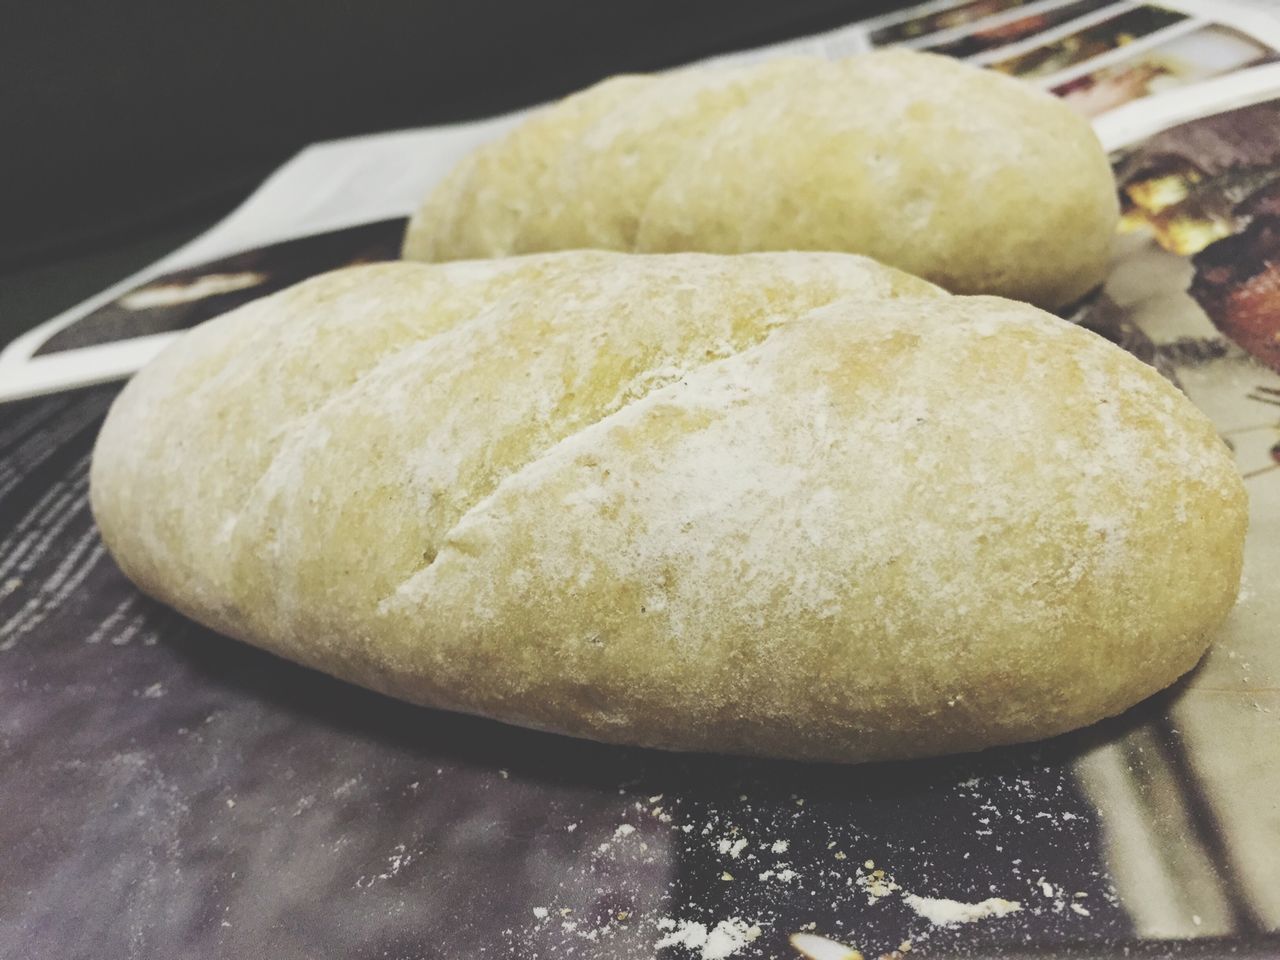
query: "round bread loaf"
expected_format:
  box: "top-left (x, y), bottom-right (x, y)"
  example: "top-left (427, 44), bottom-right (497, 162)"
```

top-left (402, 50), bottom-right (1120, 310)
top-left (91, 252), bottom-right (1245, 763)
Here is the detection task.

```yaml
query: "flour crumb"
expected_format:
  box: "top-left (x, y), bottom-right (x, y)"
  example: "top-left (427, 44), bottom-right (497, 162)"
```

top-left (855, 867), bottom-right (900, 903)
top-left (656, 918), bottom-right (760, 959)
top-left (770, 840), bottom-right (789, 853)
top-left (613, 824), bottom-right (636, 840)
top-left (354, 842), bottom-right (414, 888)
top-left (703, 920), bottom-right (760, 959)
top-left (532, 907), bottom-right (548, 919)
top-left (1070, 903), bottom-right (1091, 917)
top-left (903, 894), bottom-right (1022, 926)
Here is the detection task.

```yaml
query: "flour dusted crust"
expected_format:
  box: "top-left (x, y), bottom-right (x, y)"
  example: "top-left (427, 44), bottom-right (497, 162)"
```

top-left (402, 50), bottom-right (1119, 310)
top-left (91, 253), bottom-right (1245, 762)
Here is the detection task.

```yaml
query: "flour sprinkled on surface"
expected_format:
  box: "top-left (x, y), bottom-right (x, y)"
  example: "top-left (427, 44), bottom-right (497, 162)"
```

top-left (657, 917), bottom-right (762, 959)
top-left (902, 894), bottom-right (1022, 926)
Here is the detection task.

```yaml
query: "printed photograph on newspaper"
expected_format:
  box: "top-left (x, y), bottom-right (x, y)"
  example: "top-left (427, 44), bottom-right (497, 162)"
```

top-left (984, 6), bottom-right (1191, 81)
top-left (1053, 24), bottom-right (1278, 118)
top-left (918, 0), bottom-right (1118, 59)
top-left (29, 219), bottom-right (405, 357)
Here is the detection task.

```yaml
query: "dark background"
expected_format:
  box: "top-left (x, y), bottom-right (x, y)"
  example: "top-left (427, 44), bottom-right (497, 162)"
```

top-left (0, 0), bottom-right (906, 349)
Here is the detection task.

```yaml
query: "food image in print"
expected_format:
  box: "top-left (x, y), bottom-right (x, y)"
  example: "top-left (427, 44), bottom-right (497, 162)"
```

top-left (1189, 195), bottom-right (1280, 375)
top-left (921, 0), bottom-right (1115, 59)
top-left (33, 218), bottom-right (405, 356)
top-left (1053, 25), bottom-right (1278, 118)
top-left (1112, 99), bottom-right (1280, 374)
top-left (868, 0), bottom-right (1026, 47)
top-left (987, 6), bottom-right (1187, 80)
top-left (1086, 97), bottom-right (1280, 489)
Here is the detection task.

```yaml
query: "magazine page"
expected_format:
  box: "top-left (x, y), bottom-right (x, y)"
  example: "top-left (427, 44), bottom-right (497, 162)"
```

top-left (3, 0), bottom-right (1279, 403)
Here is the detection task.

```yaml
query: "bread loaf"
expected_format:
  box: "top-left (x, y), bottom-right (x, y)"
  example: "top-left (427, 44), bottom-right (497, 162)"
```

top-left (402, 50), bottom-right (1119, 310)
top-left (91, 252), bottom-right (1245, 763)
